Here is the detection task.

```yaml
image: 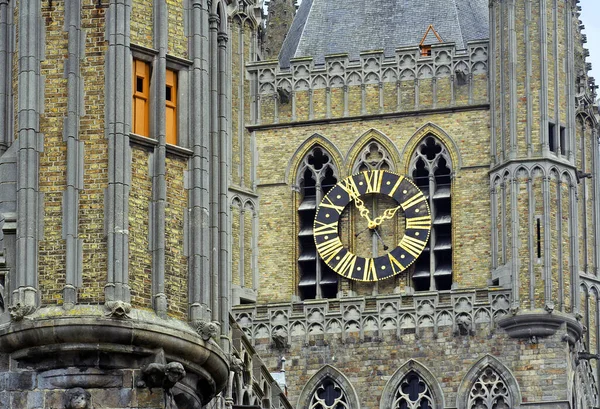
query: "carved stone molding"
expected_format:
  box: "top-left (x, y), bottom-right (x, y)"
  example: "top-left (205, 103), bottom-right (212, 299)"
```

top-left (497, 311), bottom-right (584, 346)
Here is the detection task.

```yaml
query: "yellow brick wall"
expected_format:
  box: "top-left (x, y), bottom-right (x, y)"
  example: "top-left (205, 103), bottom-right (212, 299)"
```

top-left (255, 111), bottom-right (491, 302)
top-left (79, 4), bottom-right (109, 303)
top-left (39, 2), bottom-right (68, 305)
top-left (131, 0), bottom-right (153, 49)
top-left (166, 0), bottom-right (186, 58)
top-left (129, 147), bottom-right (152, 310)
top-left (165, 155), bottom-right (188, 319)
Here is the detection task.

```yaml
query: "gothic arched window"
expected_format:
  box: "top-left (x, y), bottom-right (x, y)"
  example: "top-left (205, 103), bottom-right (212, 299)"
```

top-left (308, 378), bottom-right (350, 409)
top-left (409, 136), bottom-right (453, 291)
top-left (352, 140), bottom-right (394, 173)
top-left (297, 146), bottom-right (339, 300)
top-left (467, 367), bottom-right (511, 409)
top-left (393, 371), bottom-right (434, 409)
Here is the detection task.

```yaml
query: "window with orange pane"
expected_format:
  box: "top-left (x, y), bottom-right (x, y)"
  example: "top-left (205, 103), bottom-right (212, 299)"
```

top-left (132, 59), bottom-right (178, 145)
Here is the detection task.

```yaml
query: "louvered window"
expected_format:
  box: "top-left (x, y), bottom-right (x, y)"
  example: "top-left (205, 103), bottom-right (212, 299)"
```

top-left (409, 136), bottom-right (452, 291)
top-left (297, 147), bottom-right (338, 300)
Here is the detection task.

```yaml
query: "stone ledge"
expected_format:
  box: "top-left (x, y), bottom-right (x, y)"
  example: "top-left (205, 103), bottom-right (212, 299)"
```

top-left (0, 310), bottom-right (229, 405)
top-left (497, 310), bottom-right (583, 345)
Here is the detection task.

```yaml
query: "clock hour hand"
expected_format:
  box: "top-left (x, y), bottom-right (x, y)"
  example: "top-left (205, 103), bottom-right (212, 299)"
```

top-left (348, 192), bottom-right (377, 229)
top-left (372, 205), bottom-right (402, 227)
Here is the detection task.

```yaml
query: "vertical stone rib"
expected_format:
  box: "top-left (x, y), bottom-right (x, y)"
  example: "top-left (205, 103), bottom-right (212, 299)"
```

top-left (104, 0), bottom-right (132, 303)
top-left (525, 0), bottom-right (532, 157)
top-left (218, 29), bottom-right (230, 349)
top-left (542, 175), bottom-right (552, 310)
top-left (188, 0), bottom-right (211, 323)
top-left (510, 176), bottom-right (520, 308)
top-left (62, 0), bottom-right (84, 304)
top-left (565, 3), bottom-right (575, 162)
top-left (151, 0), bottom-right (168, 316)
top-left (491, 183), bottom-right (498, 270)
top-left (539, 0), bottom-right (549, 151)
top-left (527, 177), bottom-right (535, 309)
top-left (489, 0), bottom-right (497, 163)
top-left (499, 1), bottom-right (506, 160)
top-left (557, 178), bottom-right (564, 310)
top-left (594, 128), bottom-right (600, 277)
top-left (0, 0), bottom-right (14, 155)
top-left (570, 181), bottom-right (580, 314)
top-left (508, 0), bottom-right (518, 158)
top-left (552, 0), bottom-right (560, 156)
top-left (209, 12), bottom-right (219, 322)
top-left (14, 0), bottom-right (44, 312)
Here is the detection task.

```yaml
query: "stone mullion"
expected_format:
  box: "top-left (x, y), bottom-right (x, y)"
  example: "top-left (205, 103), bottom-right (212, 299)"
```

top-left (209, 12), bottom-right (219, 322)
top-left (315, 180), bottom-right (323, 299)
top-left (378, 82), bottom-right (384, 113)
top-left (360, 84), bottom-right (366, 115)
top-left (14, 0), bottom-right (44, 314)
top-left (237, 22), bottom-right (244, 183)
top-left (414, 78), bottom-right (419, 110)
top-left (432, 77), bottom-right (437, 109)
top-left (0, 0), bottom-right (14, 155)
top-left (239, 207), bottom-right (245, 290)
top-left (218, 30), bottom-right (230, 348)
top-left (188, 0), bottom-right (211, 323)
top-left (105, 0), bottom-right (132, 304)
top-left (308, 88), bottom-right (314, 120)
top-left (291, 90), bottom-right (297, 121)
top-left (62, 0), bottom-right (84, 305)
top-left (542, 176), bottom-right (553, 310)
top-left (428, 173), bottom-right (436, 291)
top-left (151, 0), bottom-right (168, 317)
top-left (395, 79), bottom-right (401, 111)
top-left (325, 87), bottom-right (331, 118)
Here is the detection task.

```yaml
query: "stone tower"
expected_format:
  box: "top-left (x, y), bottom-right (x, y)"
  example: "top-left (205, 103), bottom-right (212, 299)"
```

top-left (0, 1), bottom-right (290, 408)
top-left (263, 0), bottom-right (295, 59)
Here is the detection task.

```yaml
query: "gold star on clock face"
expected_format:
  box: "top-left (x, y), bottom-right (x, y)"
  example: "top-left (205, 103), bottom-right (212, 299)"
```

top-left (314, 170), bottom-right (431, 282)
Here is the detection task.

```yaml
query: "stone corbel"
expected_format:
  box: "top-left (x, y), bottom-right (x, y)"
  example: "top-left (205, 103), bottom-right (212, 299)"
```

top-left (104, 300), bottom-right (132, 319)
top-left (193, 320), bottom-right (221, 341)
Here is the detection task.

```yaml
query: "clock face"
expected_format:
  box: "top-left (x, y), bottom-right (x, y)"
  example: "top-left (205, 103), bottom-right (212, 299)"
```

top-left (313, 170), bottom-right (431, 282)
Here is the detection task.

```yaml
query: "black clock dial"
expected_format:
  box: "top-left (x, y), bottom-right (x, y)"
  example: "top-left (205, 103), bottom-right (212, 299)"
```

top-left (314, 170), bottom-right (431, 282)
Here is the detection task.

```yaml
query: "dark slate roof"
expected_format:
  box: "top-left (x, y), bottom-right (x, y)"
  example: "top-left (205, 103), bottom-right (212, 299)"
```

top-left (279, 0), bottom-right (489, 67)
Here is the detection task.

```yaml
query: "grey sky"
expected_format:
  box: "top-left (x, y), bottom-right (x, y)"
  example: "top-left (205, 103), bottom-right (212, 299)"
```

top-left (580, 0), bottom-right (600, 84)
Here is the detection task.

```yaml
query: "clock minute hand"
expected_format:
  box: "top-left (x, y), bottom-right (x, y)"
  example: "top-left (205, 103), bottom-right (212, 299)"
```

top-left (349, 192), bottom-right (377, 229)
top-left (372, 205), bottom-right (402, 227)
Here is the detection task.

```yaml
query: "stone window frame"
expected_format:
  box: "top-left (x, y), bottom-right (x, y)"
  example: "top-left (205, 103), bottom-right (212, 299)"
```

top-left (456, 355), bottom-right (521, 409)
top-left (380, 360), bottom-right (445, 409)
top-left (230, 194), bottom-right (259, 304)
top-left (297, 365), bottom-right (360, 409)
top-left (408, 134), bottom-right (453, 292)
top-left (295, 144), bottom-right (340, 300)
top-left (130, 44), bottom-right (193, 154)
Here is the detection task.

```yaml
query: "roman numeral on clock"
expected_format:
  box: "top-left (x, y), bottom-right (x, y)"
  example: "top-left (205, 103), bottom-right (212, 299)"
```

top-left (364, 170), bottom-right (384, 193)
top-left (319, 195), bottom-right (345, 214)
top-left (405, 215), bottom-right (432, 229)
top-left (314, 220), bottom-right (339, 236)
top-left (316, 237), bottom-right (343, 263)
top-left (401, 192), bottom-right (426, 210)
top-left (399, 235), bottom-right (427, 258)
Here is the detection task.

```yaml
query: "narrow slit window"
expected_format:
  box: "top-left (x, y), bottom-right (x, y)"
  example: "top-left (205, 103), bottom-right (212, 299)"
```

top-left (548, 122), bottom-right (556, 153)
top-left (536, 217), bottom-right (541, 259)
top-left (559, 126), bottom-right (566, 156)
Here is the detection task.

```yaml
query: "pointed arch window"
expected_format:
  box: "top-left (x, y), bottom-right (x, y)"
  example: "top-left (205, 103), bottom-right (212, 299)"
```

top-left (308, 378), bottom-right (350, 409)
top-left (467, 367), bottom-right (512, 409)
top-left (352, 140), bottom-right (394, 173)
top-left (297, 146), bottom-right (339, 300)
top-left (409, 136), bottom-right (453, 291)
top-left (393, 371), bottom-right (434, 409)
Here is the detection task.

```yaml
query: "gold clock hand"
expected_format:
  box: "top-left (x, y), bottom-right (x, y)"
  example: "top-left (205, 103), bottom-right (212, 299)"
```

top-left (348, 192), bottom-right (377, 229)
top-left (372, 205), bottom-right (402, 227)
